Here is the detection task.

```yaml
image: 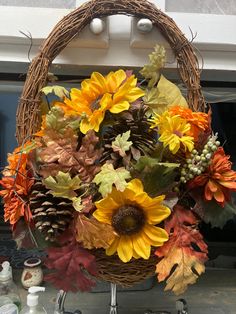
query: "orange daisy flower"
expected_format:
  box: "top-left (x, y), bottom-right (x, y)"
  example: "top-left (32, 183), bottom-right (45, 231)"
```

top-left (0, 174), bottom-right (34, 225)
top-left (188, 147), bottom-right (236, 206)
top-left (3, 141), bottom-right (35, 177)
top-left (169, 106), bottom-right (209, 140)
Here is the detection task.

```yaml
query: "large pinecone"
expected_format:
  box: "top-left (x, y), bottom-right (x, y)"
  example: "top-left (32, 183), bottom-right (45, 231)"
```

top-left (102, 107), bottom-right (157, 164)
top-left (29, 181), bottom-right (74, 242)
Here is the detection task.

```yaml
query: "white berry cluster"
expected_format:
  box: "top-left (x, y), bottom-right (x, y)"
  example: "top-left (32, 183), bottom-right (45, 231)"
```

top-left (180, 134), bottom-right (220, 184)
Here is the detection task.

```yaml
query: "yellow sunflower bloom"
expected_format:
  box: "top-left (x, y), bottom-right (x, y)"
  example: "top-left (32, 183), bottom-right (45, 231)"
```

top-left (55, 70), bottom-right (144, 134)
top-left (93, 179), bottom-right (170, 263)
top-left (151, 111), bottom-right (194, 154)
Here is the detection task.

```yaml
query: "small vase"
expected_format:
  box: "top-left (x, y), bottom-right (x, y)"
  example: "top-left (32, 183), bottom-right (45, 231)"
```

top-left (21, 258), bottom-right (43, 289)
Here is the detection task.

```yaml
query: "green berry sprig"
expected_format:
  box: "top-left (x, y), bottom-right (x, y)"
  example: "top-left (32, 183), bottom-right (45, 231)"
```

top-left (179, 134), bottom-right (220, 184)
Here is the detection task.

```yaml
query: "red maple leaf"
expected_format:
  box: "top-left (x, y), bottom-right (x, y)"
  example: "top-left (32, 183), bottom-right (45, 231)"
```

top-left (44, 237), bottom-right (98, 292)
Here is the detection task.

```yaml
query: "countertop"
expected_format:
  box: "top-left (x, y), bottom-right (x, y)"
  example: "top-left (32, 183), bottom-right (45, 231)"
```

top-left (16, 268), bottom-right (236, 314)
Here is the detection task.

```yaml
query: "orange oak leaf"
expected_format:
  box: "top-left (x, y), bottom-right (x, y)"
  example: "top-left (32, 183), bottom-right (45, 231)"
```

top-left (75, 215), bottom-right (115, 249)
top-left (156, 245), bottom-right (205, 295)
top-left (155, 204), bottom-right (208, 294)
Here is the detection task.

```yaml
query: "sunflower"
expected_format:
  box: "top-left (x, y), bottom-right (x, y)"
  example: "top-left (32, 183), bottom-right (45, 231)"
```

top-left (188, 147), bottom-right (236, 206)
top-left (55, 70), bottom-right (144, 134)
top-left (151, 111), bottom-right (194, 154)
top-left (93, 179), bottom-right (170, 263)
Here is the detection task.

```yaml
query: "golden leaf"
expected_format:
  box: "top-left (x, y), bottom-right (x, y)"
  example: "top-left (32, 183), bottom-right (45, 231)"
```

top-left (75, 215), bottom-right (115, 249)
top-left (156, 245), bottom-right (205, 295)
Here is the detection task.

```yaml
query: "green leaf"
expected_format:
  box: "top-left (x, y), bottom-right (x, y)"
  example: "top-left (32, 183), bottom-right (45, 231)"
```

top-left (112, 131), bottom-right (133, 157)
top-left (41, 85), bottom-right (69, 99)
top-left (20, 141), bottom-right (38, 154)
top-left (143, 75), bottom-right (188, 115)
top-left (45, 106), bottom-right (80, 134)
top-left (134, 156), bottom-right (179, 197)
top-left (202, 200), bottom-right (236, 228)
top-left (43, 171), bottom-right (81, 200)
top-left (93, 163), bottom-right (131, 197)
top-left (140, 45), bottom-right (166, 88)
top-left (72, 197), bottom-right (83, 212)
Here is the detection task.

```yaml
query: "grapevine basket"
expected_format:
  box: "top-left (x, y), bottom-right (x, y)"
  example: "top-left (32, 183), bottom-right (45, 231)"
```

top-left (16, 0), bottom-right (206, 287)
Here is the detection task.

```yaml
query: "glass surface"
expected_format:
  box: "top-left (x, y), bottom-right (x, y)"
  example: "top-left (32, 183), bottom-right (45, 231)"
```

top-left (0, 0), bottom-right (76, 9)
top-left (0, 91), bottom-right (18, 168)
top-left (166, 0), bottom-right (236, 15)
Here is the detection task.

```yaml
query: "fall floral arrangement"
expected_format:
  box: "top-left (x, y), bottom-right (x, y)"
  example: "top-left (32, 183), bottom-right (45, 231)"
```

top-left (1, 45), bottom-right (236, 295)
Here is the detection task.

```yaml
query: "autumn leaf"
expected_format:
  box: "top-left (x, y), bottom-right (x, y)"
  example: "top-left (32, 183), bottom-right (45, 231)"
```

top-left (38, 128), bottom-right (79, 177)
top-left (72, 197), bottom-right (84, 212)
top-left (155, 205), bottom-right (208, 295)
top-left (44, 240), bottom-right (97, 292)
top-left (43, 171), bottom-right (81, 200)
top-left (0, 174), bottom-right (34, 225)
top-left (143, 75), bottom-right (188, 115)
top-left (45, 106), bottom-right (80, 134)
top-left (41, 85), bottom-right (69, 99)
top-left (73, 130), bottom-right (103, 183)
top-left (93, 163), bottom-right (131, 197)
top-left (191, 190), bottom-right (236, 228)
top-left (140, 45), bottom-right (166, 88)
top-left (156, 246), bottom-right (205, 295)
top-left (194, 197), bottom-right (236, 228)
top-left (203, 200), bottom-right (236, 228)
top-left (134, 156), bottom-right (179, 197)
top-left (38, 129), bottom-right (102, 180)
top-left (112, 131), bottom-right (133, 157)
top-left (2, 141), bottom-right (35, 177)
top-left (39, 128), bottom-right (78, 165)
top-left (75, 215), bottom-right (115, 249)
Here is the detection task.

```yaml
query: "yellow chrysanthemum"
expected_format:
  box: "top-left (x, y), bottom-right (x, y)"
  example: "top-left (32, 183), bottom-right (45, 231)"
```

top-left (93, 179), bottom-right (170, 263)
top-left (55, 70), bottom-right (144, 134)
top-left (151, 111), bottom-right (194, 154)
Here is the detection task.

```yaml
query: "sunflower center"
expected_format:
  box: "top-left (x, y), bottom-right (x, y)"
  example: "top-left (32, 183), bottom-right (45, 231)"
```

top-left (111, 205), bottom-right (145, 235)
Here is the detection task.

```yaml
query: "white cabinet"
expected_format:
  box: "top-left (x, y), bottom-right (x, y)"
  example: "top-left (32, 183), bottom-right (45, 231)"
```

top-left (0, 0), bottom-right (235, 81)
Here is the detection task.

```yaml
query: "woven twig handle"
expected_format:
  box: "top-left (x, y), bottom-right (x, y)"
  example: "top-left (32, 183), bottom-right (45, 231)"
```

top-left (16, 0), bottom-right (205, 144)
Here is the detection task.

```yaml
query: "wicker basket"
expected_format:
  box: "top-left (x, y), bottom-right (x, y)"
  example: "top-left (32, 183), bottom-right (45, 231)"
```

top-left (16, 0), bottom-right (206, 287)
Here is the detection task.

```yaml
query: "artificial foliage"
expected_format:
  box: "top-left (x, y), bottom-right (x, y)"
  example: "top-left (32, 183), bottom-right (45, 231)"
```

top-left (1, 45), bottom-right (236, 295)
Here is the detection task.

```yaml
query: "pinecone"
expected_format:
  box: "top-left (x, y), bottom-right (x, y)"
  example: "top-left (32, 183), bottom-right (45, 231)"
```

top-left (29, 181), bottom-right (74, 242)
top-left (102, 107), bottom-right (157, 164)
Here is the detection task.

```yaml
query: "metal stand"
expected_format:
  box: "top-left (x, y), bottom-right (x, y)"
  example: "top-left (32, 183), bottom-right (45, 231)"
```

top-left (53, 287), bottom-right (188, 314)
top-left (54, 290), bottom-right (82, 314)
top-left (110, 283), bottom-right (118, 314)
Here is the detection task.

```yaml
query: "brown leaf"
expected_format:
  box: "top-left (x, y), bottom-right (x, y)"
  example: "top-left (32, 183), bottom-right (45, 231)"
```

top-left (75, 215), bottom-right (115, 249)
top-left (39, 129), bottom-right (103, 182)
top-left (39, 128), bottom-right (78, 166)
top-left (80, 195), bottom-right (96, 214)
top-left (38, 164), bottom-right (72, 178)
top-left (74, 130), bottom-right (103, 182)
